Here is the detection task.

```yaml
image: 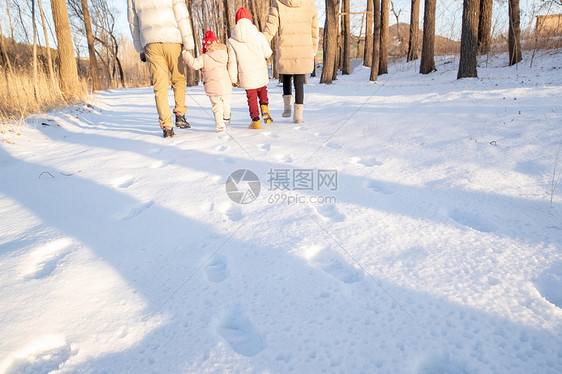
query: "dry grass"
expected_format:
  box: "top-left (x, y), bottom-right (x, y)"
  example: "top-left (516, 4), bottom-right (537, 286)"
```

top-left (0, 37), bottom-right (151, 129)
top-left (0, 65), bottom-right (89, 122)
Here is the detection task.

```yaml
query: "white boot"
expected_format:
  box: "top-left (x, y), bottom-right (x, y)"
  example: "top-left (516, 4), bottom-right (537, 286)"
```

top-left (293, 103), bottom-right (304, 123)
top-left (282, 95), bottom-right (292, 118)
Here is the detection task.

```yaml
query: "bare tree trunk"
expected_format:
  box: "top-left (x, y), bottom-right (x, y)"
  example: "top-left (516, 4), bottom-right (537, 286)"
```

top-left (407, 0), bottom-right (420, 61)
top-left (223, 0), bottom-right (232, 40)
top-left (32, 0), bottom-right (39, 99)
top-left (248, 0), bottom-right (256, 25)
top-left (109, 34), bottom-right (125, 87)
top-left (333, 0), bottom-right (341, 80)
top-left (51, 0), bottom-right (81, 99)
top-left (391, 1), bottom-right (403, 53)
top-left (458, 0), bottom-right (479, 79)
top-left (0, 23), bottom-right (14, 75)
top-left (342, 0), bottom-right (350, 74)
top-left (81, 0), bottom-right (101, 91)
top-left (379, 0), bottom-right (389, 74)
top-left (192, 4), bottom-right (202, 82)
top-left (14, 2), bottom-right (30, 45)
top-left (212, 2), bottom-right (220, 41)
top-left (5, 0), bottom-right (15, 41)
top-left (364, 0), bottom-right (373, 67)
top-left (186, 0), bottom-right (198, 86)
top-left (37, 0), bottom-right (55, 87)
top-left (249, 0), bottom-right (263, 31)
top-left (420, 0), bottom-right (436, 74)
top-left (508, 0), bottom-right (522, 65)
top-left (370, 0), bottom-right (381, 81)
top-left (321, 0), bottom-right (338, 84)
top-left (5, 0), bottom-right (19, 67)
top-left (201, 1), bottom-right (209, 41)
top-left (478, 0), bottom-right (492, 54)
top-left (271, 34), bottom-right (278, 79)
top-left (105, 48), bottom-right (111, 88)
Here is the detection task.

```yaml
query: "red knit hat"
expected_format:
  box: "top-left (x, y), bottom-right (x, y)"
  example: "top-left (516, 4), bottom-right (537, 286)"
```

top-left (202, 30), bottom-right (218, 53)
top-left (235, 7), bottom-right (253, 24)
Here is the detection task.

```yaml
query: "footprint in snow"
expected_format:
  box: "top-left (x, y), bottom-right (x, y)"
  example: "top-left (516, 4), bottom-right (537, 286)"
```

top-left (205, 254), bottom-right (229, 283)
top-left (324, 142), bottom-right (343, 150)
top-left (275, 154), bottom-right (293, 163)
top-left (351, 157), bottom-right (383, 167)
top-left (218, 156), bottom-right (236, 164)
top-left (217, 306), bottom-right (266, 357)
top-left (315, 132), bottom-right (331, 137)
top-left (304, 245), bottom-right (363, 284)
top-left (449, 209), bottom-right (495, 233)
top-left (22, 238), bottom-right (75, 280)
top-left (366, 180), bottom-right (394, 195)
top-left (222, 204), bottom-right (244, 222)
top-left (258, 144), bottom-right (271, 151)
top-left (120, 201), bottom-right (154, 221)
top-left (3, 336), bottom-right (73, 374)
top-left (418, 351), bottom-right (469, 374)
top-left (315, 204), bottom-right (345, 222)
top-left (263, 131), bottom-right (280, 139)
top-left (533, 262), bottom-right (562, 308)
top-left (114, 176), bottom-right (135, 189)
top-left (215, 145), bottom-right (230, 152)
top-left (150, 159), bottom-right (175, 168)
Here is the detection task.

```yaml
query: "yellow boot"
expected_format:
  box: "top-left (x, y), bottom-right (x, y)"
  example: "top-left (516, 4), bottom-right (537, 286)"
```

top-left (249, 119), bottom-right (262, 129)
top-left (260, 104), bottom-right (273, 124)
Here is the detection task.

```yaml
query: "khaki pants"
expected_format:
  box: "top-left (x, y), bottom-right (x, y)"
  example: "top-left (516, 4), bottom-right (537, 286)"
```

top-left (209, 95), bottom-right (231, 128)
top-left (144, 43), bottom-right (187, 129)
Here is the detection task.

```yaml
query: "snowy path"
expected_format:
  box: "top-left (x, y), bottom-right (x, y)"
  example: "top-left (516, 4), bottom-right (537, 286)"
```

top-left (1, 52), bottom-right (561, 373)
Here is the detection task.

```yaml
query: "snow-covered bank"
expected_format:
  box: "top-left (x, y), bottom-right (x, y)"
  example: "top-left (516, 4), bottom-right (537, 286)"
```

top-left (1, 51), bottom-right (561, 373)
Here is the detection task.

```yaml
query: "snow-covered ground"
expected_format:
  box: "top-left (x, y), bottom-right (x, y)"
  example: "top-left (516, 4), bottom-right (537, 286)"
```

top-left (1, 51), bottom-right (561, 373)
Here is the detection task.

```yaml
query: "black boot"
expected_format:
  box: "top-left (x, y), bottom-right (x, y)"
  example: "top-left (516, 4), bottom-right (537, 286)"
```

top-left (175, 112), bottom-right (191, 129)
top-left (163, 127), bottom-right (175, 138)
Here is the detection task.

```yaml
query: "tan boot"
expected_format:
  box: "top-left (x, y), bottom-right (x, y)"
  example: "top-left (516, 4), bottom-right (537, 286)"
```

top-left (282, 95), bottom-right (292, 117)
top-left (249, 119), bottom-right (262, 129)
top-left (293, 103), bottom-right (304, 123)
top-left (260, 104), bottom-right (273, 124)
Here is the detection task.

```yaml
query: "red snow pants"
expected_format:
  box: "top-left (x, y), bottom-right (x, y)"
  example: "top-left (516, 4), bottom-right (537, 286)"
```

top-left (245, 86), bottom-right (269, 121)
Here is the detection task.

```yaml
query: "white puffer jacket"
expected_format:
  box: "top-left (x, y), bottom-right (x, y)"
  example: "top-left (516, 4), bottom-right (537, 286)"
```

top-left (128, 0), bottom-right (194, 53)
top-left (227, 19), bottom-right (272, 90)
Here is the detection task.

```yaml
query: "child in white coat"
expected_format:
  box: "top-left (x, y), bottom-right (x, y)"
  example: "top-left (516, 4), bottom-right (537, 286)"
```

top-left (182, 30), bottom-right (232, 132)
top-left (227, 7), bottom-right (273, 130)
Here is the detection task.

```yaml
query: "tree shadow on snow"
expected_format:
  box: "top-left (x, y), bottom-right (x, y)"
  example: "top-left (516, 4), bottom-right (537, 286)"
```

top-left (1, 132), bottom-right (561, 372)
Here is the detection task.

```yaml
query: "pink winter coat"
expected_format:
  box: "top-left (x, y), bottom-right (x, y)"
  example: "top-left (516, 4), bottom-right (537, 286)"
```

top-left (182, 43), bottom-right (232, 97)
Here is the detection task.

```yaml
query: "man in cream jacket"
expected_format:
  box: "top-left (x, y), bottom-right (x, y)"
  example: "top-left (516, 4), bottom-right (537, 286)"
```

top-left (128, 0), bottom-right (195, 138)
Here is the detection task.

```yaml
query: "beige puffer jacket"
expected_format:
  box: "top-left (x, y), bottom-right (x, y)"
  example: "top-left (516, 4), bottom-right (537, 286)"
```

top-left (128, 0), bottom-right (194, 53)
top-left (262, 0), bottom-right (319, 75)
top-left (227, 19), bottom-right (273, 90)
top-left (182, 44), bottom-right (232, 97)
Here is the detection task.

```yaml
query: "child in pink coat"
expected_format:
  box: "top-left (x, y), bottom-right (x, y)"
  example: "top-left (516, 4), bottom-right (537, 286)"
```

top-left (182, 30), bottom-right (232, 132)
